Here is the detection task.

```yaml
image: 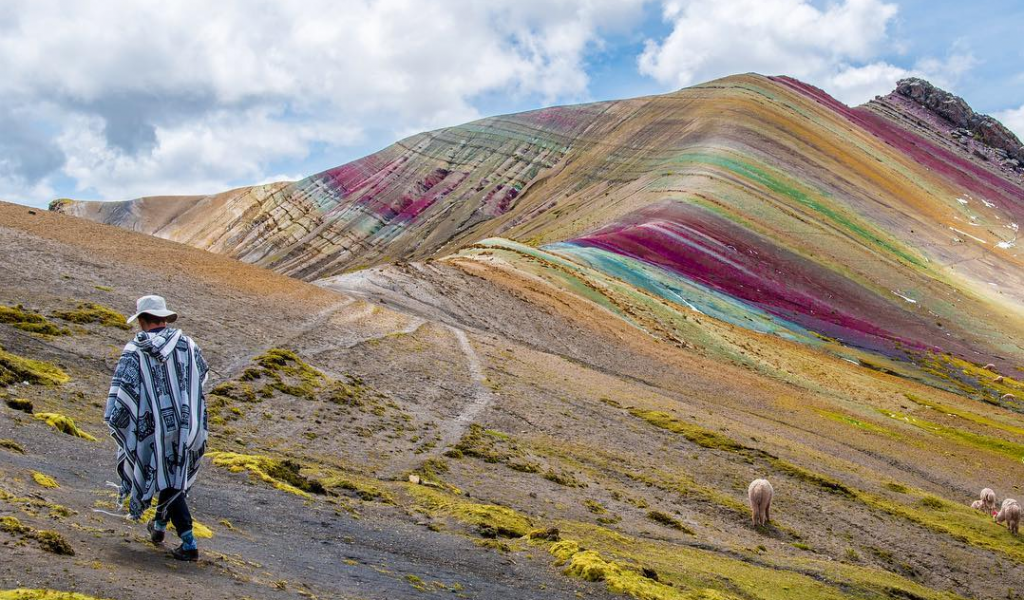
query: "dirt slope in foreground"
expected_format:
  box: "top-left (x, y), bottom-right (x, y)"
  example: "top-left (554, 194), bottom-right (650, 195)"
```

top-left (2, 203), bottom-right (1024, 600)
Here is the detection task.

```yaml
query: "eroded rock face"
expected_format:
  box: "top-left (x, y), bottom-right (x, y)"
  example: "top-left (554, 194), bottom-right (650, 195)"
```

top-left (896, 77), bottom-right (1024, 161)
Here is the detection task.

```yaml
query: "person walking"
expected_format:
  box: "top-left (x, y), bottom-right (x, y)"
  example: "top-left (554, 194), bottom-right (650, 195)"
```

top-left (104, 295), bottom-right (209, 561)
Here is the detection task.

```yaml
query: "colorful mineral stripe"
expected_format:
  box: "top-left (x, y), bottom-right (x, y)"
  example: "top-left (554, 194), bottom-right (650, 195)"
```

top-left (61, 74), bottom-right (1024, 379)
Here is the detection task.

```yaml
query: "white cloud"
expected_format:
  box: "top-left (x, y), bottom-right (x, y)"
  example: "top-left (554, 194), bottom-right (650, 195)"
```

top-left (255, 174), bottom-right (306, 186)
top-left (994, 105), bottom-right (1024, 141)
top-left (0, 0), bottom-right (644, 205)
top-left (0, 173), bottom-right (55, 209)
top-left (827, 62), bottom-right (913, 103)
top-left (56, 109), bottom-right (362, 201)
top-left (638, 0), bottom-right (974, 106)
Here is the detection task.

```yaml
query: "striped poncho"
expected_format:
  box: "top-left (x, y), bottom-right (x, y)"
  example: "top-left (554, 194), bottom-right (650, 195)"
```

top-left (104, 328), bottom-right (209, 519)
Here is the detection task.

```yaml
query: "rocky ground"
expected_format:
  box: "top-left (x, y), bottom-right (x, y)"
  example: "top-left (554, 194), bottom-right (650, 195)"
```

top-left (2, 203), bottom-right (1024, 600)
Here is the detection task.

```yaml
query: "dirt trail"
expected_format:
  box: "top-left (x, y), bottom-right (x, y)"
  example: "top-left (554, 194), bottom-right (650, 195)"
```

top-left (441, 325), bottom-right (495, 445)
top-left (213, 296), bottom-right (357, 379)
top-left (305, 314), bottom-right (427, 356)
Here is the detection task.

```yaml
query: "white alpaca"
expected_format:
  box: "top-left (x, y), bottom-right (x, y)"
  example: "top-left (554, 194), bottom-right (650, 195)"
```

top-left (995, 499), bottom-right (1021, 535)
top-left (970, 499), bottom-right (984, 511)
top-left (981, 488), bottom-right (998, 513)
top-left (748, 479), bottom-right (774, 527)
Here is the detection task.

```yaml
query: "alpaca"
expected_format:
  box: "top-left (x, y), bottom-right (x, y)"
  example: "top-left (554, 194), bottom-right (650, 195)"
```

top-left (981, 488), bottom-right (998, 513)
top-left (748, 478), bottom-right (774, 527)
top-left (995, 499), bottom-right (1021, 535)
top-left (970, 499), bottom-right (984, 511)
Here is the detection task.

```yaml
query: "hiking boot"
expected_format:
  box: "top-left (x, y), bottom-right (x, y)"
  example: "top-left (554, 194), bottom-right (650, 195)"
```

top-left (146, 520), bottom-right (165, 544)
top-left (170, 544), bottom-right (198, 562)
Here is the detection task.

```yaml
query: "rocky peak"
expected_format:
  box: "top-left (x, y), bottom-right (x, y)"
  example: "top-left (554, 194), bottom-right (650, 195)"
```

top-left (895, 78), bottom-right (1024, 162)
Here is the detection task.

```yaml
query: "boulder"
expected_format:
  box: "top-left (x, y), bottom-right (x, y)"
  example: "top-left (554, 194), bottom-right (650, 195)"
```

top-left (896, 78), bottom-right (1024, 161)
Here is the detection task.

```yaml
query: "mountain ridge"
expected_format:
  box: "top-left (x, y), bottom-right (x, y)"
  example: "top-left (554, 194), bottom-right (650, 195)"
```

top-left (52, 72), bottom-right (1024, 386)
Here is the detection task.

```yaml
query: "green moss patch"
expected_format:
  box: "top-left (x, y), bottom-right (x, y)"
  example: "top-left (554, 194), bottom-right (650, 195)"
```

top-left (904, 393), bottom-right (1024, 437)
top-left (447, 424), bottom-right (517, 463)
top-left (550, 537), bottom-right (726, 600)
top-left (0, 305), bottom-right (69, 336)
top-left (558, 547), bottom-right (687, 600)
top-left (50, 303), bottom-right (128, 330)
top-left (877, 408), bottom-right (1024, 461)
top-left (239, 348), bottom-right (327, 399)
top-left (404, 574), bottom-right (427, 591)
top-left (628, 406), bottom-right (854, 499)
top-left (407, 457), bottom-right (461, 494)
top-left (210, 381), bottom-right (258, 404)
top-left (544, 468), bottom-right (586, 488)
top-left (0, 346), bottom-right (69, 387)
top-left (1, 515), bottom-right (29, 535)
top-left (768, 459), bottom-right (855, 498)
top-left (33, 413), bottom-right (96, 441)
top-left (646, 511), bottom-right (693, 534)
top-left (4, 397), bottom-right (33, 413)
top-left (0, 439), bottom-right (25, 454)
top-left (0, 486), bottom-right (76, 519)
top-left (445, 424), bottom-right (547, 479)
top-left (321, 474), bottom-right (394, 503)
top-left (555, 522), bottom-right (966, 600)
top-left (210, 351), bottom-right (397, 438)
top-left (31, 472), bottom-right (59, 489)
top-left (325, 374), bottom-right (373, 407)
top-left (629, 410), bottom-right (747, 453)
top-left (625, 466), bottom-right (748, 517)
top-left (852, 486), bottom-right (1024, 563)
top-left (528, 527), bottom-right (562, 542)
top-left (206, 381), bottom-right (259, 423)
top-left (0, 516), bottom-right (74, 555)
top-left (34, 530), bottom-right (74, 555)
top-left (408, 485), bottom-right (532, 538)
top-left (207, 451), bottom-right (325, 498)
top-left (817, 410), bottom-right (900, 438)
top-left (48, 198), bottom-right (73, 212)
top-left (0, 590), bottom-right (111, 600)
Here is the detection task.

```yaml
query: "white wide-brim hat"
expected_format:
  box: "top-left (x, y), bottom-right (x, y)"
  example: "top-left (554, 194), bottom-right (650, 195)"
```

top-left (126, 295), bottom-right (178, 324)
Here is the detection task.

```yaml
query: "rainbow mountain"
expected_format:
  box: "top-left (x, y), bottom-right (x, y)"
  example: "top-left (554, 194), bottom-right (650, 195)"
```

top-left (56, 73), bottom-right (1024, 401)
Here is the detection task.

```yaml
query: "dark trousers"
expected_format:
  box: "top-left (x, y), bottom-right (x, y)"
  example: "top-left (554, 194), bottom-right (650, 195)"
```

top-left (155, 488), bottom-right (193, 536)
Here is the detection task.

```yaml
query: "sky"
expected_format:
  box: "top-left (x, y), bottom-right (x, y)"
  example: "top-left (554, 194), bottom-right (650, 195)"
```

top-left (2, 0), bottom-right (1023, 208)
